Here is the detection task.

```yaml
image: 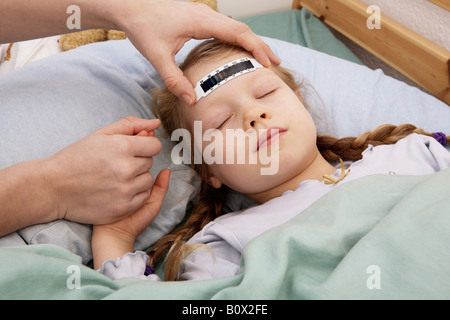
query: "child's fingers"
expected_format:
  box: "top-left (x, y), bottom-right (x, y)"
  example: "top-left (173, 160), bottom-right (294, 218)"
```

top-left (127, 169), bottom-right (170, 236)
top-left (136, 129), bottom-right (156, 137)
top-left (94, 116), bottom-right (161, 136)
top-left (143, 169), bottom-right (171, 220)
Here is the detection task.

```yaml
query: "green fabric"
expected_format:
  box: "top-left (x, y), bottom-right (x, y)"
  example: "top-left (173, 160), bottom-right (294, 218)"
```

top-left (1, 169), bottom-right (449, 299)
top-left (239, 9), bottom-right (363, 65)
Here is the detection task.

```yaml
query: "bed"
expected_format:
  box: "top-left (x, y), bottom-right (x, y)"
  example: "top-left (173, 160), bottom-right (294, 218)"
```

top-left (292, 0), bottom-right (450, 104)
top-left (0, 2), bottom-right (449, 300)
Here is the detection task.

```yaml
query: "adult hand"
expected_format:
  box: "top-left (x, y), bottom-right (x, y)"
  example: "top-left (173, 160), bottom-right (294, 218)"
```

top-left (1, 0), bottom-right (280, 105)
top-left (91, 169), bottom-right (170, 269)
top-left (44, 116), bottom-right (163, 225)
top-left (113, 0), bottom-right (281, 105)
top-left (96, 169), bottom-right (170, 237)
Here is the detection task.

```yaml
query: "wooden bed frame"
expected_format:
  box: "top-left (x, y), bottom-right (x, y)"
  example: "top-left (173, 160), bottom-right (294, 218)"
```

top-left (292, 0), bottom-right (450, 105)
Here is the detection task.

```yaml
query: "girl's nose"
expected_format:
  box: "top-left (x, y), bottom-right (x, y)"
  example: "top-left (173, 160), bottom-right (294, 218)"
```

top-left (250, 112), bottom-right (268, 127)
top-left (246, 109), bottom-right (272, 131)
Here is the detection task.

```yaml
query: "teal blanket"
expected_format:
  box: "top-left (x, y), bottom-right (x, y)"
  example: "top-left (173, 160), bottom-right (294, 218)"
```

top-left (1, 169), bottom-right (449, 299)
top-left (239, 9), bottom-right (363, 65)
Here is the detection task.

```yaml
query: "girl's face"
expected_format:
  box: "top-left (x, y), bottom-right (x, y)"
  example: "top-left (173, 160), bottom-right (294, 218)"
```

top-left (183, 53), bottom-right (322, 202)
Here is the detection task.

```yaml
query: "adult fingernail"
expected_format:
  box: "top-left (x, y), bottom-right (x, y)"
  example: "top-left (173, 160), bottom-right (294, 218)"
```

top-left (274, 56), bottom-right (282, 65)
top-left (182, 94), bottom-right (193, 106)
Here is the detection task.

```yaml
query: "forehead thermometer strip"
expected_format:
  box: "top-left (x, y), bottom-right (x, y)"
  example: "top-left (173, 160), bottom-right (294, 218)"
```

top-left (194, 57), bottom-right (264, 103)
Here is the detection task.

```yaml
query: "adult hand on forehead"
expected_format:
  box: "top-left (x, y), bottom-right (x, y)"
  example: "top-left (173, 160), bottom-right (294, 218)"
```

top-left (118, 0), bottom-right (281, 105)
top-left (1, 0), bottom-right (280, 105)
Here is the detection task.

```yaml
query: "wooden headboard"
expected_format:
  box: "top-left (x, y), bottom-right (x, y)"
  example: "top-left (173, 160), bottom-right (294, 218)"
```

top-left (292, 0), bottom-right (450, 105)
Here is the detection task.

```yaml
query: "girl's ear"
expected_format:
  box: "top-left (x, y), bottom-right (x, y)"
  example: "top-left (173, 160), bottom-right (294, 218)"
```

top-left (295, 89), bottom-right (304, 103)
top-left (207, 174), bottom-right (223, 189)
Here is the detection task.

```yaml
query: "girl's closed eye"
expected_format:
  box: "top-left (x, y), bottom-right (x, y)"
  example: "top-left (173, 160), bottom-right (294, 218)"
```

top-left (256, 88), bottom-right (278, 100)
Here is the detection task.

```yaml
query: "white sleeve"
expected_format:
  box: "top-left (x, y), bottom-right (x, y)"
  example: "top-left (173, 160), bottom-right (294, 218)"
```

top-left (177, 222), bottom-right (243, 281)
top-left (418, 134), bottom-right (450, 170)
top-left (97, 251), bottom-right (160, 281)
top-left (179, 239), bottom-right (242, 281)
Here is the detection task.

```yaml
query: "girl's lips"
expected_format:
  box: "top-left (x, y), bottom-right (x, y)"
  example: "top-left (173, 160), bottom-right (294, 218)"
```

top-left (257, 128), bottom-right (287, 151)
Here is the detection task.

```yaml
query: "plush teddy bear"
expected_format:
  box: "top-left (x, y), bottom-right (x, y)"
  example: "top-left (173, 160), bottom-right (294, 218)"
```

top-left (59, 29), bottom-right (125, 51)
top-left (189, 0), bottom-right (217, 10)
top-left (59, 0), bottom-right (217, 51)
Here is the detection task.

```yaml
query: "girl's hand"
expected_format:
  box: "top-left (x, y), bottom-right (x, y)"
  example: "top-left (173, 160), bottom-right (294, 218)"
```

top-left (92, 169), bottom-right (170, 270)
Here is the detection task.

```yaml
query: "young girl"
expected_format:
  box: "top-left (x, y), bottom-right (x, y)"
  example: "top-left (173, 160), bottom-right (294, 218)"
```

top-left (92, 39), bottom-right (450, 281)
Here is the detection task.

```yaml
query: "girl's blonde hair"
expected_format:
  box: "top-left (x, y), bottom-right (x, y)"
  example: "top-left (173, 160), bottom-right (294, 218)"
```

top-left (149, 39), bottom-right (447, 281)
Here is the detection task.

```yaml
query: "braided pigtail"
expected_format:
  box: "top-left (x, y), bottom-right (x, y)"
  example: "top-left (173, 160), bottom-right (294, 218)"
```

top-left (148, 183), bottom-right (225, 281)
top-left (317, 124), bottom-right (446, 162)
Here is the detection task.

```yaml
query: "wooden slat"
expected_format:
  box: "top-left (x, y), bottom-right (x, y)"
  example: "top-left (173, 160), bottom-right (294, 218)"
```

top-left (428, 0), bottom-right (450, 11)
top-left (291, 0), bottom-right (302, 9)
top-left (293, 0), bottom-right (450, 104)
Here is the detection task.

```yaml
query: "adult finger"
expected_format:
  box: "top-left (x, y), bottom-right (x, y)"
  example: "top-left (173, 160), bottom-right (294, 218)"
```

top-left (133, 157), bottom-right (154, 178)
top-left (123, 135), bottom-right (163, 158)
top-left (132, 171), bottom-right (155, 196)
top-left (136, 129), bottom-right (156, 137)
top-left (94, 117), bottom-right (161, 136)
top-left (190, 9), bottom-right (281, 67)
top-left (235, 27), bottom-right (282, 67)
top-left (150, 45), bottom-right (196, 105)
top-left (217, 21), bottom-right (281, 67)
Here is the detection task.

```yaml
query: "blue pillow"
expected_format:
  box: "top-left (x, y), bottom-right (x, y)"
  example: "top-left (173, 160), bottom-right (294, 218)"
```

top-left (0, 39), bottom-right (200, 263)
